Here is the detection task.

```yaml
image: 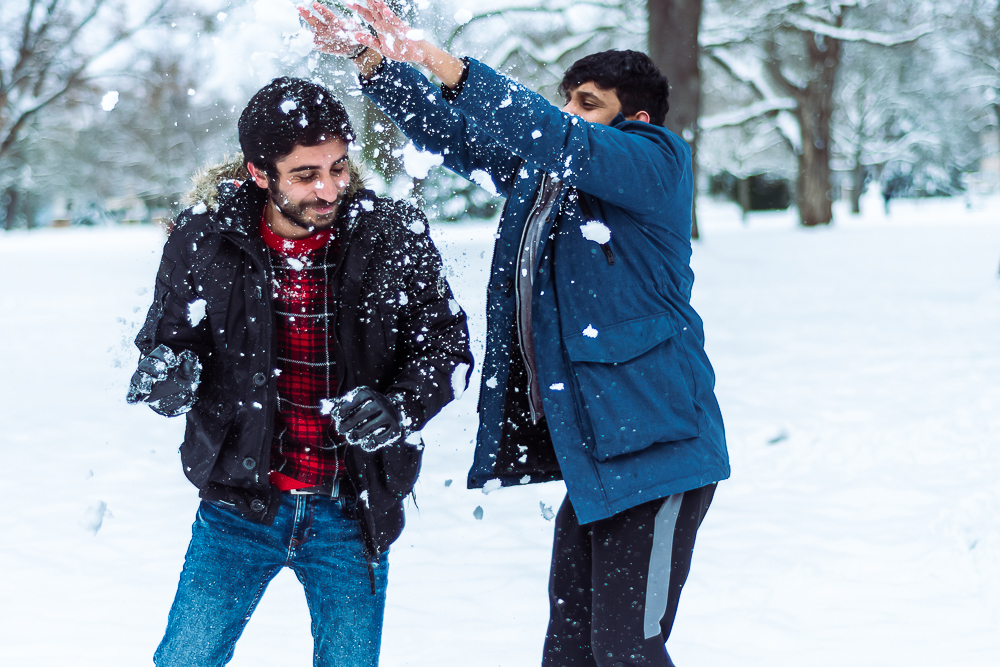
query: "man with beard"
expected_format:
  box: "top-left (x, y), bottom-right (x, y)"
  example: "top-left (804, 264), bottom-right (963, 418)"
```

top-left (127, 77), bottom-right (472, 666)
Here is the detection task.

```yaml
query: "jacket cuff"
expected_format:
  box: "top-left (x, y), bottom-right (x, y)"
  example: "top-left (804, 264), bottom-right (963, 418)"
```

top-left (439, 57), bottom-right (471, 102)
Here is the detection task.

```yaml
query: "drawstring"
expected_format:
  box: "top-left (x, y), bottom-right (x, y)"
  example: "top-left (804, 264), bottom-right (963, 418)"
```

top-left (599, 243), bottom-right (616, 265)
top-left (367, 562), bottom-right (377, 595)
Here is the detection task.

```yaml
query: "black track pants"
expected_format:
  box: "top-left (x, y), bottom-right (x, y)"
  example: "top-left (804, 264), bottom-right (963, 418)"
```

top-left (542, 484), bottom-right (716, 667)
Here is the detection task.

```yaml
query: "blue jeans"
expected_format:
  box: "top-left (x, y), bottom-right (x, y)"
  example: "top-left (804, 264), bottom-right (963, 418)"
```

top-left (154, 494), bottom-right (388, 667)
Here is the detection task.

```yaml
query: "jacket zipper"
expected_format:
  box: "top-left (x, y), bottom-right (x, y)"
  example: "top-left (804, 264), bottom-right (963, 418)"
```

top-left (515, 174), bottom-right (561, 424)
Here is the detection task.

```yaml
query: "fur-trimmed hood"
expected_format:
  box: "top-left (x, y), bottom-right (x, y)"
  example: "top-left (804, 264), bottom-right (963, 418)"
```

top-left (184, 152), bottom-right (367, 213)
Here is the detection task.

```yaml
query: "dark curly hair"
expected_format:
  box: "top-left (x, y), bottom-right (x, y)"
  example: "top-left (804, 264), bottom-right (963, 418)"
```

top-left (238, 77), bottom-right (355, 178)
top-left (559, 50), bottom-right (669, 126)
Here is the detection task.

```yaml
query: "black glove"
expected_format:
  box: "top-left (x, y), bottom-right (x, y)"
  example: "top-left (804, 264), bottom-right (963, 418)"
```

top-left (127, 344), bottom-right (202, 417)
top-left (328, 387), bottom-right (404, 452)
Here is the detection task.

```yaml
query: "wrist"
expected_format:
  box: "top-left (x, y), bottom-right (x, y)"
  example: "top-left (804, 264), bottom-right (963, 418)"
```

top-left (353, 48), bottom-right (383, 79)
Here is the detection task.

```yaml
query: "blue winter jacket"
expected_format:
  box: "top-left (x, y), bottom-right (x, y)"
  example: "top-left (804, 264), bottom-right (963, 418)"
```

top-left (364, 58), bottom-right (729, 524)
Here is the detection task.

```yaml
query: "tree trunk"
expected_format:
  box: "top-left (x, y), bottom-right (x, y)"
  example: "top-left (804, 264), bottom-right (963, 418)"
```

top-left (362, 99), bottom-right (402, 184)
top-left (850, 153), bottom-right (864, 214)
top-left (795, 31), bottom-right (841, 226)
top-left (737, 177), bottom-right (751, 222)
top-left (4, 188), bottom-right (18, 231)
top-left (995, 102), bottom-right (1000, 192)
top-left (648, 0), bottom-right (703, 239)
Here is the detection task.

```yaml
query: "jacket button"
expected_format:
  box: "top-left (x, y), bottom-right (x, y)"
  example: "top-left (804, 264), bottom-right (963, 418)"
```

top-left (242, 457), bottom-right (256, 470)
top-left (250, 499), bottom-right (266, 513)
top-left (253, 372), bottom-right (266, 386)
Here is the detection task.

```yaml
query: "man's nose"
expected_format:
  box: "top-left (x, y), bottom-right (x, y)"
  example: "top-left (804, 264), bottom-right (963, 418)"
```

top-left (316, 174), bottom-right (338, 197)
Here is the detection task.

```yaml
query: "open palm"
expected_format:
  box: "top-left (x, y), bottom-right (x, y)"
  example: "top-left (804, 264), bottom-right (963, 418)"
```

top-left (298, 3), bottom-right (366, 57)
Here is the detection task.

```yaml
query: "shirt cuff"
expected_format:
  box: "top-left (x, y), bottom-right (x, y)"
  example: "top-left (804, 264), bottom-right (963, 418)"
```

top-left (440, 57), bottom-right (471, 102)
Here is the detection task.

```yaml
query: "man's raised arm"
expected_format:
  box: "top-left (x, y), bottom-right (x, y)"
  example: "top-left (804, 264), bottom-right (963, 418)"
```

top-left (298, 1), bottom-right (519, 197)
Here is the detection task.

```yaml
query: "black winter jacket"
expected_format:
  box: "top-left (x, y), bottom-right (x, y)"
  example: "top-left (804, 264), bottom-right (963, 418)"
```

top-left (135, 174), bottom-right (473, 564)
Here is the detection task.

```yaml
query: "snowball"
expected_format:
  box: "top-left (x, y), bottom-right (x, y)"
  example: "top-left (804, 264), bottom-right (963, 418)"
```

top-left (406, 28), bottom-right (425, 40)
top-left (409, 220), bottom-right (426, 234)
top-left (482, 479), bottom-right (502, 495)
top-left (287, 29), bottom-right (316, 57)
top-left (454, 8), bottom-right (473, 24)
top-left (101, 91), bottom-right (119, 112)
top-left (470, 169), bottom-right (499, 196)
top-left (580, 220), bottom-right (611, 244)
top-left (280, 99), bottom-right (298, 114)
top-left (405, 431), bottom-right (423, 446)
top-left (448, 299), bottom-right (461, 315)
top-left (520, 475), bottom-right (531, 484)
top-left (531, 129), bottom-right (542, 139)
top-left (485, 376), bottom-right (498, 389)
top-left (286, 257), bottom-right (304, 271)
top-left (360, 200), bottom-right (374, 211)
top-left (187, 299), bottom-right (208, 326)
top-left (187, 88), bottom-right (196, 97)
top-left (451, 363), bottom-right (470, 400)
top-left (540, 502), bottom-right (555, 521)
top-left (319, 398), bottom-right (335, 415)
top-left (402, 143), bottom-right (444, 179)
top-left (549, 382), bottom-right (565, 391)
top-left (583, 325), bottom-right (598, 338)
top-left (217, 12), bottom-right (228, 21)
top-left (499, 96), bottom-right (512, 109)
top-left (399, 291), bottom-right (409, 306)
top-left (190, 202), bottom-right (208, 215)
top-left (359, 490), bottom-right (369, 506)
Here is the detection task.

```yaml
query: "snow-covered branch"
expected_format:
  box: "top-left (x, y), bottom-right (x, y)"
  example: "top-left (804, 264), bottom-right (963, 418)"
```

top-left (701, 97), bottom-right (797, 130)
top-left (783, 14), bottom-right (931, 46)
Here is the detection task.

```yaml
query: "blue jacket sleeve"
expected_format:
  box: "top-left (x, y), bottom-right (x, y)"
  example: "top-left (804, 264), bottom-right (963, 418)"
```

top-left (361, 59), bottom-right (521, 199)
top-left (451, 59), bottom-right (690, 214)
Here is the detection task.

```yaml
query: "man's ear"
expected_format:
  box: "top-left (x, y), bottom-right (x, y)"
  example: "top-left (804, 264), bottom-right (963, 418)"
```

top-left (626, 110), bottom-right (651, 124)
top-left (246, 162), bottom-right (269, 189)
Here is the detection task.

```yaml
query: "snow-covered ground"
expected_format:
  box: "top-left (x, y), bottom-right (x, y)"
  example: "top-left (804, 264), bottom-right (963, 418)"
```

top-left (1, 192), bottom-right (998, 666)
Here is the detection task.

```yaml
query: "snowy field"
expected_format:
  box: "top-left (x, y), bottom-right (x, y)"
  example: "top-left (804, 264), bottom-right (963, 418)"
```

top-left (1, 192), bottom-right (998, 666)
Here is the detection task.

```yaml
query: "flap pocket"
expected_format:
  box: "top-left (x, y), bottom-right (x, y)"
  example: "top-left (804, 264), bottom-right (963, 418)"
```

top-left (564, 313), bottom-right (677, 363)
top-left (564, 313), bottom-right (700, 461)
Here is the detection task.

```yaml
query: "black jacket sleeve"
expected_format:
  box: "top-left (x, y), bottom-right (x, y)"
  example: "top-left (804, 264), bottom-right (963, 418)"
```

top-left (134, 213), bottom-right (213, 360)
top-left (382, 202), bottom-right (474, 434)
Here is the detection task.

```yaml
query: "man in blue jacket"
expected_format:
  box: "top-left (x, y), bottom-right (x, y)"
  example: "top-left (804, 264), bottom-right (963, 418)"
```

top-left (302, 2), bottom-right (730, 664)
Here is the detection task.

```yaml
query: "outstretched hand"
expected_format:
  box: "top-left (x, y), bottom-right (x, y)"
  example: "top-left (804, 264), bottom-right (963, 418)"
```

top-left (299, 1), bottom-right (465, 86)
top-left (346, 0), bottom-right (430, 64)
top-left (297, 3), bottom-right (368, 58)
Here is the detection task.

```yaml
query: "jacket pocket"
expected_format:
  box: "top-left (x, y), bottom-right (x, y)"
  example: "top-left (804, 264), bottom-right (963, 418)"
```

top-left (377, 443), bottom-right (423, 499)
top-left (563, 312), bottom-right (701, 461)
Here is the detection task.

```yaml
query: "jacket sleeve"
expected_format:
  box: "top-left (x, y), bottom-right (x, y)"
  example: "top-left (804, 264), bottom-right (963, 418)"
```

top-left (449, 58), bottom-right (690, 214)
top-left (134, 214), bottom-right (213, 360)
top-left (382, 204), bottom-right (474, 434)
top-left (361, 59), bottom-right (521, 199)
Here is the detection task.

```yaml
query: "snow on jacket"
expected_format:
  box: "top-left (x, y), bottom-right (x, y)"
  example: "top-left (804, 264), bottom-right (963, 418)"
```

top-left (134, 156), bottom-right (473, 561)
top-left (363, 59), bottom-right (730, 524)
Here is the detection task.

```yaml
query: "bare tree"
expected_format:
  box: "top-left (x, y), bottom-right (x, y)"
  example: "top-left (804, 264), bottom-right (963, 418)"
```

top-left (0, 0), bottom-right (171, 160)
top-left (649, 0), bottom-right (703, 238)
top-left (948, 0), bottom-right (1000, 191)
top-left (703, 0), bottom-right (929, 226)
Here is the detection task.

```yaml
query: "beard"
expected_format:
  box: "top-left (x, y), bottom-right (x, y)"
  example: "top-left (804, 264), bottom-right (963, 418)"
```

top-left (267, 181), bottom-right (346, 235)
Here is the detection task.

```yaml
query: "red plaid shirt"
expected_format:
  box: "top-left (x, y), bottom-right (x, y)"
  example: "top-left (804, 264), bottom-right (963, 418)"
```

top-left (260, 214), bottom-right (345, 489)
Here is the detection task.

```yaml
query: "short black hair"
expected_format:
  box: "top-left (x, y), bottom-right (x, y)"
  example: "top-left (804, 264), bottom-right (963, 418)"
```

top-left (238, 77), bottom-right (355, 178)
top-left (559, 50), bottom-right (669, 126)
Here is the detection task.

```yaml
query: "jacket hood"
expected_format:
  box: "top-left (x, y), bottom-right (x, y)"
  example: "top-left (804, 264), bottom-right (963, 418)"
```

top-left (184, 152), bottom-right (368, 213)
